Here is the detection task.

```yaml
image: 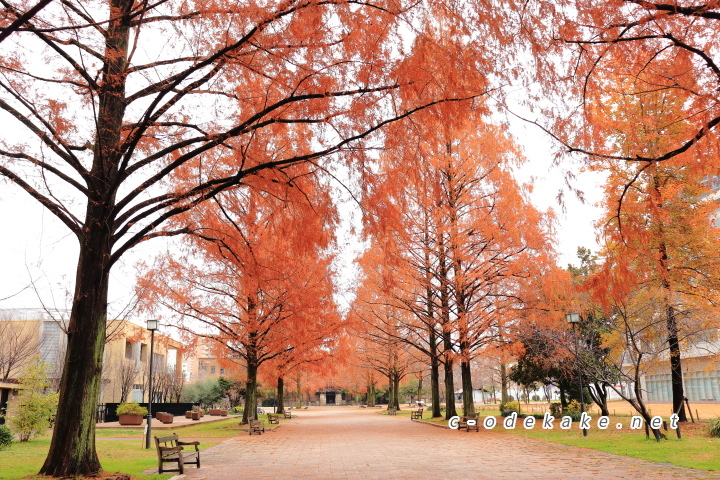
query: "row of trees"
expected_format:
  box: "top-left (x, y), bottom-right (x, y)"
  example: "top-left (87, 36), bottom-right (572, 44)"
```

top-left (4, 0), bottom-right (720, 475)
top-left (349, 106), bottom-right (562, 418)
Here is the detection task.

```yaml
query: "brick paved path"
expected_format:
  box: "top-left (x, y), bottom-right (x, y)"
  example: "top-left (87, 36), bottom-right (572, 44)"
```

top-left (177, 406), bottom-right (720, 480)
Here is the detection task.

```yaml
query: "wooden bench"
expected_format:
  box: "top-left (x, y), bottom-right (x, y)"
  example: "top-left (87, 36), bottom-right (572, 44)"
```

top-left (267, 413), bottom-right (280, 424)
top-left (410, 408), bottom-right (423, 420)
top-left (283, 410), bottom-right (292, 419)
top-left (154, 433), bottom-right (200, 474)
top-left (249, 418), bottom-right (265, 435)
top-left (459, 414), bottom-right (479, 432)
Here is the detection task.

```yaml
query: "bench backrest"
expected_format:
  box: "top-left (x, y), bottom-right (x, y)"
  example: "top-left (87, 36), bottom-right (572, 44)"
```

top-left (155, 434), bottom-right (180, 458)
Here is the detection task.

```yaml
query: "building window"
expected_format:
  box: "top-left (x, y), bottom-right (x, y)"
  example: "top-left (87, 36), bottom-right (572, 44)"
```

top-left (125, 341), bottom-right (133, 359)
top-left (200, 365), bottom-right (206, 372)
top-left (140, 343), bottom-right (148, 362)
top-left (220, 368), bottom-right (225, 374)
top-left (210, 366), bottom-right (216, 374)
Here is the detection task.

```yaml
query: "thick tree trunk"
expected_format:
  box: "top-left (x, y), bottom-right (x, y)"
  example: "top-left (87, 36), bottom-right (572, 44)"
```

top-left (460, 359), bottom-right (474, 415)
top-left (559, 383), bottom-right (568, 410)
top-left (652, 178), bottom-right (688, 422)
top-left (666, 305), bottom-right (688, 421)
top-left (40, 1), bottom-right (130, 475)
top-left (443, 358), bottom-right (457, 419)
top-left (500, 362), bottom-right (509, 404)
top-left (387, 370), bottom-right (395, 409)
top-left (430, 353), bottom-right (441, 417)
top-left (242, 361), bottom-right (258, 424)
top-left (367, 383), bottom-right (376, 407)
top-left (392, 372), bottom-right (400, 410)
top-left (295, 375), bottom-right (302, 408)
top-left (40, 220), bottom-right (111, 476)
top-left (276, 377), bottom-right (285, 414)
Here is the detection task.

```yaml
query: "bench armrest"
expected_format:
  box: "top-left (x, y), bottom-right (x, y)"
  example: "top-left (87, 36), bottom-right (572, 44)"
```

top-left (178, 441), bottom-right (200, 451)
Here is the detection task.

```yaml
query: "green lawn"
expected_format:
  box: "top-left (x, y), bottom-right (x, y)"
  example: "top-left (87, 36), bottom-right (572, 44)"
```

top-left (0, 437), bottom-right (222, 480)
top-left (0, 419), bottom-right (244, 480)
top-left (401, 408), bottom-right (720, 472)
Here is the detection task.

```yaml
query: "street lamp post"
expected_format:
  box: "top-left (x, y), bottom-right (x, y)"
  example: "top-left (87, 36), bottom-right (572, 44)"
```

top-left (566, 312), bottom-right (588, 437)
top-left (145, 319), bottom-right (158, 449)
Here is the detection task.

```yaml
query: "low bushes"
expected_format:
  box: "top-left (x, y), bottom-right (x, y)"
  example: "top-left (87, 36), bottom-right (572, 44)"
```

top-left (0, 425), bottom-right (12, 450)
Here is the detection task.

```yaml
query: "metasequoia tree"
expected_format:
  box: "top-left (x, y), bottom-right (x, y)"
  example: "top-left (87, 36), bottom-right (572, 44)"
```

top-left (586, 83), bottom-right (720, 421)
top-left (139, 176), bottom-right (342, 423)
top-left (351, 274), bottom-right (418, 411)
top-left (360, 108), bottom-right (558, 417)
top-left (0, 0), bottom-right (502, 474)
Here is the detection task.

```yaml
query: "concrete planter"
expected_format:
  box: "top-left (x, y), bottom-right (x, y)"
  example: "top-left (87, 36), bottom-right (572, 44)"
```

top-left (118, 414), bottom-right (144, 425)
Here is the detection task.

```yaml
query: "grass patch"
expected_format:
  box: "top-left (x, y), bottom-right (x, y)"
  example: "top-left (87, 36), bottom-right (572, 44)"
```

top-left (0, 438), bottom-right (222, 480)
top-left (499, 418), bottom-right (720, 471)
top-left (0, 419), bottom-right (237, 480)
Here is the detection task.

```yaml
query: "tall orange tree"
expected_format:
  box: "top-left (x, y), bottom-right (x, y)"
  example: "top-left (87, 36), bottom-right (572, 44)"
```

top-left (359, 106), bottom-right (559, 417)
top-left (138, 173), bottom-right (342, 424)
top-left (0, 0), bottom-right (511, 474)
top-left (587, 84), bottom-right (720, 421)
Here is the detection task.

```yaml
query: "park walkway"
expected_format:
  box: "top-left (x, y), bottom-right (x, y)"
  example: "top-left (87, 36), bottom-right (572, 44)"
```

top-left (176, 406), bottom-right (720, 480)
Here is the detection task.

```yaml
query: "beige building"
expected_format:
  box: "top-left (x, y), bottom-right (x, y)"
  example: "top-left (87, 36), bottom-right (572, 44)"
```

top-left (0, 309), bottom-right (184, 420)
top-left (101, 319), bottom-right (184, 404)
top-left (182, 337), bottom-right (230, 382)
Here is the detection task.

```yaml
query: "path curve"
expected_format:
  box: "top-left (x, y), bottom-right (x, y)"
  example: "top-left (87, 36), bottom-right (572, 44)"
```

top-left (176, 406), bottom-right (720, 480)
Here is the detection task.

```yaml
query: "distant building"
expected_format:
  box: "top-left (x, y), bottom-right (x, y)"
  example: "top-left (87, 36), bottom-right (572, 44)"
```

top-left (0, 309), bottom-right (184, 420)
top-left (182, 337), bottom-right (228, 382)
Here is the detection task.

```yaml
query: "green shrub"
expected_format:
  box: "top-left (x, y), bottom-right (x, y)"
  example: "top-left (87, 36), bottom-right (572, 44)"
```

top-left (708, 417), bottom-right (720, 438)
top-left (549, 403), bottom-right (563, 417)
top-left (500, 400), bottom-right (519, 413)
top-left (531, 395), bottom-right (540, 402)
top-left (562, 410), bottom-right (582, 422)
top-left (116, 402), bottom-right (148, 416)
top-left (0, 424), bottom-right (12, 450)
top-left (531, 413), bottom-right (545, 420)
top-left (10, 360), bottom-right (59, 442)
top-left (231, 406), bottom-right (243, 414)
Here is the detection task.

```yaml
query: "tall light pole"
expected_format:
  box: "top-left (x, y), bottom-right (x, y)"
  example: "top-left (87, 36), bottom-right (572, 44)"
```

top-left (566, 312), bottom-right (588, 437)
top-left (145, 319), bottom-right (158, 449)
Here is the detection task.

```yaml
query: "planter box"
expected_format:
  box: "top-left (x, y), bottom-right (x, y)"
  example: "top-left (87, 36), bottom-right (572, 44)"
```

top-left (118, 414), bottom-right (144, 425)
top-left (191, 412), bottom-right (200, 420)
top-left (156, 412), bottom-right (174, 424)
top-left (185, 411), bottom-right (193, 418)
top-left (209, 409), bottom-right (228, 416)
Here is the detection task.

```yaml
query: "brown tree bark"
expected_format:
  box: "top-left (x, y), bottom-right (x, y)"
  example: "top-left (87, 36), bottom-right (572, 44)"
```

top-left (276, 377), bottom-right (285, 414)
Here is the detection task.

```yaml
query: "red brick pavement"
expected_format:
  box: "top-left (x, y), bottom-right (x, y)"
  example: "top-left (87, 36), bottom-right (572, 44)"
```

top-left (175, 406), bottom-right (720, 480)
